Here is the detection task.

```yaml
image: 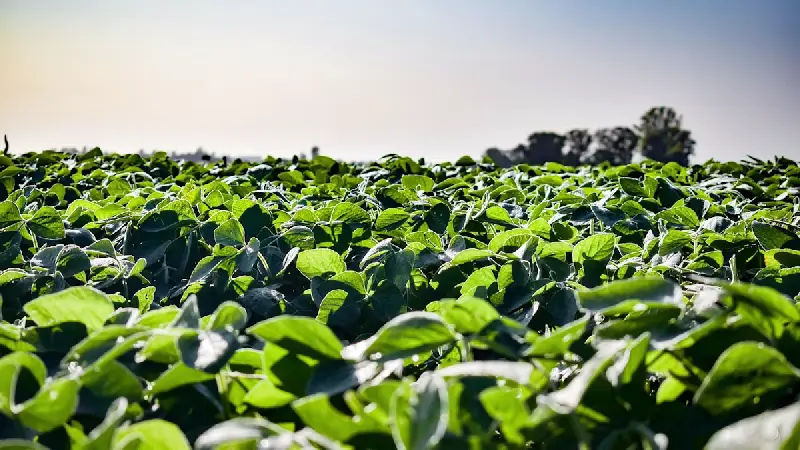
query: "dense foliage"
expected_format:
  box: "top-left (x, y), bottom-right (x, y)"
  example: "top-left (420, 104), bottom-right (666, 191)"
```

top-left (0, 149), bottom-right (799, 449)
top-left (486, 106), bottom-right (696, 167)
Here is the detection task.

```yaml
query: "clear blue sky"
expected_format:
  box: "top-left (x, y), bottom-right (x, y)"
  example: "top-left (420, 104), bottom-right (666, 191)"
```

top-left (2, 0), bottom-right (798, 162)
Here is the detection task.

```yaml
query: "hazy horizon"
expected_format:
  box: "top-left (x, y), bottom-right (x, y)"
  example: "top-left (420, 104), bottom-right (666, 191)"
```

top-left (2, 1), bottom-right (799, 163)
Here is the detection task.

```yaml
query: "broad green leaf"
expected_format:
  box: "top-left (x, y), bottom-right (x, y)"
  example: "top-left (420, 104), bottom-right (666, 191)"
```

top-left (244, 379), bottom-right (297, 409)
top-left (436, 361), bottom-right (534, 385)
top-left (16, 378), bottom-right (80, 433)
top-left (656, 204), bottom-right (699, 227)
top-left (765, 249), bottom-right (800, 268)
top-left (752, 221), bottom-right (797, 250)
top-left (401, 175), bottom-right (435, 192)
top-left (376, 208), bottom-right (411, 232)
top-left (0, 352), bottom-right (47, 415)
top-left (480, 386), bottom-right (531, 445)
top-left (83, 398), bottom-right (130, 450)
top-left (449, 248), bottom-right (493, 267)
top-left (331, 201), bottom-right (370, 224)
top-left (0, 201), bottom-right (22, 228)
top-left (659, 229), bottom-right (692, 255)
top-left (577, 277), bottom-right (682, 311)
top-left (194, 418), bottom-right (287, 450)
top-left (537, 339), bottom-right (627, 413)
top-left (390, 372), bottom-right (449, 450)
top-left (489, 229), bottom-right (534, 254)
top-left (23, 286), bottom-right (114, 332)
top-left (113, 419), bottom-right (191, 450)
top-left (57, 245), bottom-right (91, 278)
top-left (342, 312), bottom-right (456, 363)
top-left (619, 177), bottom-right (654, 198)
top-left (247, 316), bottom-right (343, 360)
top-left (706, 401), bottom-right (800, 450)
top-left (572, 233), bottom-right (615, 265)
top-left (149, 363), bottom-right (215, 396)
top-left (27, 206), bottom-right (65, 239)
top-left (296, 248), bottom-right (346, 279)
top-left (438, 296), bottom-right (499, 334)
top-left (177, 329), bottom-right (239, 374)
top-left (187, 255), bottom-right (228, 285)
top-left (720, 282), bottom-right (800, 339)
top-left (694, 342), bottom-right (800, 415)
top-left (305, 359), bottom-right (394, 397)
top-left (292, 394), bottom-right (383, 442)
top-left (214, 218), bottom-right (246, 247)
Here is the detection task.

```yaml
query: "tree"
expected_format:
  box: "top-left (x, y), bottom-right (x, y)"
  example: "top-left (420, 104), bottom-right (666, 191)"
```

top-left (509, 143), bottom-right (528, 164)
top-left (636, 106), bottom-right (695, 165)
top-left (563, 129), bottom-right (592, 165)
top-left (485, 147), bottom-right (514, 168)
top-left (590, 127), bottom-right (638, 165)
top-left (522, 132), bottom-right (566, 165)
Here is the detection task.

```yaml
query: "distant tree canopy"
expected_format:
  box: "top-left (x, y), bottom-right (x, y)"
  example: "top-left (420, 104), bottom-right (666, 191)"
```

top-left (484, 106), bottom-right (696, 167)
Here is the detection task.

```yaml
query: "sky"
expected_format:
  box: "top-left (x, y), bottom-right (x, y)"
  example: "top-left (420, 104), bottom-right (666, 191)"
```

top-left (1, 0), bottom-right (799, 163)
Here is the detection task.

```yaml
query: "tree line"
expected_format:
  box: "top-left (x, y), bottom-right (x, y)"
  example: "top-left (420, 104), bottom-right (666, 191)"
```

top-left (484, 106), bottom-right (696, 168)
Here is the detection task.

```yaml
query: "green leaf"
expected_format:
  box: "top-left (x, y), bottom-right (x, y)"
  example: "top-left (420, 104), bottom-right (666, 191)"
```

top-left (177, 329), bottom-right (239, 374)
top-left (401, 175), bottom-right (435, 192)
top-left (656, 204), bottom-right (699, 227)
top-left (605, 333), bottom-right (650, 387)
top-left (316, 288), bottom-right (360, 327)
top-left (705, 401), bottom-right (800, 450)
top-left (752, 221), bottom-right (797, 250)
top-left (292, 394), bottom-right (382, 442)
top-left (23, 286), bottom-right (114, 332)
top-left (243, 379), bottom-right (297, 409)
top-left (577, 277), bottom-right (682, 312)
top-left (390, 372), bottom-right (449, 450)
top-left (438, 296), bottom-right (500, 334)
top-left (331, 202), bottom-right (370, 224)
top-left (0, 352), bottom-right (47, 415)
top-left (194, 418), bottom-right (287, 450)
top-left (106, 176), bottom-right (132, 196)
top-left (449, 248), bottom-right (494, 267)
top-left (376, 208), bottom-right (411, 231)
top-left (572, 233), bottom-right (615, 265)
top-left (15, 378), bottom-right (80, 433)
top-left (720, 282), bottom-right (800, 339)
top-left (27, 206), bottom-right (65, 239)
top-left (113, 419), bottom-right (191, 450)
top-left (138, 199), bottom-right (197, 232)
top-left (659, 229), bottom-right (692, 255)
top-left (765, 249), bottom-right (800, 268)
top-left (214, 218), bottom-right (246, 247)
top-left (306, 359), bottom-right (393, 397)
top-left (0, 201), bottom-right (22, 228)
top-left (149, 363), bottom-right (215, 396)
top-left (83, 398), bottom-right (130, 450)
top-left (436, 361), bottom-right (534, 385)
top-left (57, 245), bottom-right (91, 278)
top-left (342, 312), bottom-right (456, 363)
top-left (295, 248), bottom-right (346, 279)
top-left (537, 339), bottom-right (628, 413)
top-left (84, 360), bottom-right (143, 399)
top-left (425, 203), bottom-right (450, 234)
top-left (694, 342), bottom-right (800, 415)
top-left (619, 177), bottom-right (655, 198)
top-left (480, 386), bottom-right (531, 446)
top-left (247, 316), bottom-right (343, 360)
top-left (489, 229), bottom-right (534, 254)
